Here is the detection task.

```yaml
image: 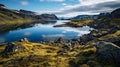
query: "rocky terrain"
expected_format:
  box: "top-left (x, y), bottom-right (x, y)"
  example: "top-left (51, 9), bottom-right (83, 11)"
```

top-left (51, 8), bottom-right (120, 67)
top-left (0, 4), bottom-right (120, 67)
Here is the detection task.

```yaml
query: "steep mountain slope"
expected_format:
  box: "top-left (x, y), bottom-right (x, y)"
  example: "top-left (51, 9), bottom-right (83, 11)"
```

top-left (111, 8), bottom-right (120, 18)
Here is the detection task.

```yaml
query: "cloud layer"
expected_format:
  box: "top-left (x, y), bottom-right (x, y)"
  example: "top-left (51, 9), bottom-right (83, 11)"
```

top-left (19, 0), bottom-right (120, 17)
top-left (51, 0), bottom-right (120, 17)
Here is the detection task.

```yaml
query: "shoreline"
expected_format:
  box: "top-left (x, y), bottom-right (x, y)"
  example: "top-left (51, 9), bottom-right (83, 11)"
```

top-left (0, 7), bottom-right (120, 66)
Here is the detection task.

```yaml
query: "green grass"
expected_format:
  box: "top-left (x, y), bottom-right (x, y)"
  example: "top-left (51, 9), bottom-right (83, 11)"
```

top-left (99, 30), bottom-right (120, 40)
top-left (0, 41), bottom-right (97, 67)
top-left (0, 40), bottom-right (119, 67)
top-left (67, 19), bottom-right (94, 27)
top-left (0, 7), bottom-right (38, 32)
top-left (110, 18), bottom-right (120, 26)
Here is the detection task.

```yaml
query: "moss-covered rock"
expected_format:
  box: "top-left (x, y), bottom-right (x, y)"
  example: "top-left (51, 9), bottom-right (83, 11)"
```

top-left (94, 41), bottom-right (120, 66)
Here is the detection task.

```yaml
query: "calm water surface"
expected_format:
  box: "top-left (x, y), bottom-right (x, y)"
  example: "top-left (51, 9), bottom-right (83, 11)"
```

top-left (0, 20), bottom-right (93, 44)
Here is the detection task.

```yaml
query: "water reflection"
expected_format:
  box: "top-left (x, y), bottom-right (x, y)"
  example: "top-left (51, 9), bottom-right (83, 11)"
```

top-left (0, 20), bottom-right (93, 44)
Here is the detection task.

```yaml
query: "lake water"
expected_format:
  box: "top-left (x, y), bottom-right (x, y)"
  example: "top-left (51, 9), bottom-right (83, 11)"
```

top-left (0, 20), bottom-right (93, 44)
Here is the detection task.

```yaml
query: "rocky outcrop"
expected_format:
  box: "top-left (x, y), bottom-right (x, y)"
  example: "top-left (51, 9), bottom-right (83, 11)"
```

top-left (4, 38), bottom-right (29, 53)
top-left (4, 43), bottom-right (25, 53)
top-left (56, 37), bottom-right (64, 43)
top-left (106, 37), bottom-right (120, 47)
top-left (90, 29), bottom-right (109, 38)
top-left (20, 38), bottom-right (29, 43)
top-left (79, 34), bottom-right (97, 45)
top-left (94, 41), bottom-right (120, 64)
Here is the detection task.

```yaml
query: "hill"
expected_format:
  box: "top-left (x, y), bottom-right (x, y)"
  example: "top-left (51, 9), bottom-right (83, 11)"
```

top-left (0, 4), bottom-right (58, 32)
top-left (71, 15), bottom-right (98, 20)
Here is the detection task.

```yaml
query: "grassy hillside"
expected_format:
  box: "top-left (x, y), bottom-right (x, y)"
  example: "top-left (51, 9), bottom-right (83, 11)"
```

top-left (99, 30), bottom-right (120, 40)
top-left (0, 40), bottom-right (97, 67)
top-left (67, 19), bottom-right (94, 27)
top-left (0, 39), bottom-right (119, 67)
top-left (0, 5), bottom-right (58, 32)
top-left (0, 7), bottom-right (39, 32)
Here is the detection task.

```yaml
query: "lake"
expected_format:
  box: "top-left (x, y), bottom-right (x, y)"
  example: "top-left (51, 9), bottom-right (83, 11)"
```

top-left (0, 20), bottom-right (93, 44)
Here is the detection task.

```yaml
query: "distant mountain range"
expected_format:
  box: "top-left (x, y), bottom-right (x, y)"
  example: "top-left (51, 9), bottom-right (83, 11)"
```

top-left (70, 12), bottom-right (111, 20)
top-left (71, 15), bottom-right (98, 20)
top-left (58, 13), bottom-right (111, 20)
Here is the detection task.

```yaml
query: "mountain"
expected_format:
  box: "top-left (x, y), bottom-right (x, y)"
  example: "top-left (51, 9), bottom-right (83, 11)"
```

top-left (0, 4), bottom-right (6, 8)
top-left (71, 15), bottom-right (98, 20)
top-left (19, 10), bottom-right (58, 20)
top-left (19, 9), bottom-right (37, 16)
top-left (98, 13), bottom-right (111, 18)
top-left (70, 12), bottom-right (111, 20)
top-left (111, 8), bottom-right (120, 18)
top-left (36, 14), bottom-right (58, 20)
top-left (0, 5), bottom-right (39, 25)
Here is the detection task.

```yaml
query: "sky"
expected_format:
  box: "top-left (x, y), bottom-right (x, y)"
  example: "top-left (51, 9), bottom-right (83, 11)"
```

top-left (0, 0), bottom-right (120, 17)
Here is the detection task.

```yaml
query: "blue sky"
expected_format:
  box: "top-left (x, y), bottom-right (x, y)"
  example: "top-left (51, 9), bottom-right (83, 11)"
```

top-left (0, 0), bottom-right (120, 17)
top-left (0, 0), bottom-right (78, 13)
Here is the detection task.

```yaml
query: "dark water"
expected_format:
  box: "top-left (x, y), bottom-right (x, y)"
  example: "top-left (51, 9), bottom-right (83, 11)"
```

top-left (0, 20), bottom-right (93, 44)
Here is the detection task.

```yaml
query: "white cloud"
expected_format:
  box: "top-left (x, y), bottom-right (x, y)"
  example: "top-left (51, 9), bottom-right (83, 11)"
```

top-left (20, 1), bottom-right (29, 6)
top-left (44, 0), bottom-right (119, 17)
top-left (62, 3), bottom-right (67, 6)
top-left (40, 0), bottom-right (65, 2)
top-left (79, 0), bottom-right (116, 6)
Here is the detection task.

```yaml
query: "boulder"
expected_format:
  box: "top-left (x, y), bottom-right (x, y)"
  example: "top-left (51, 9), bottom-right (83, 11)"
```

top-left (79, 34), bottom-right (97, 45)
top-left (56, 37), bottom-right (64, 43)
top-left (94, 41), bottom-right (120, 63)
top-left (90, 29), bottom-right (109, 38)
top-left (4, 43), bottom-right (25, 53)
top-left (20, 38), bottom-right (29, 43)
top-left (106, 37), bottom-right (120, 47)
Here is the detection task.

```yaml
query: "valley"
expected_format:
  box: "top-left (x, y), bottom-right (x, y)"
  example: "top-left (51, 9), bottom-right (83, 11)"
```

top-left (0, 3), bottom-right (120, 67)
